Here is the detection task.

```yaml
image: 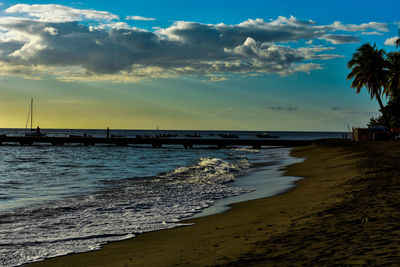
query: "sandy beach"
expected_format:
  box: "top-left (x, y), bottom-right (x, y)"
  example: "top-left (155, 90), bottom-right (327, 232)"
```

top-left (29, 140), bottom-right (400, 266)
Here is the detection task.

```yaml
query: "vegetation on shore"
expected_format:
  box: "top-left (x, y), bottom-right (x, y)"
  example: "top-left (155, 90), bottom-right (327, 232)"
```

top-left (347, 39), bottom-right (400, 128)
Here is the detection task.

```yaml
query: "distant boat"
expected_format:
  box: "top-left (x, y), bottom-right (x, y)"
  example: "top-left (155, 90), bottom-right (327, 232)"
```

top-left (255, 132), bottom-right (278, 138)
top-left (24, 98), bottom-right (46, 137)
top-left (156, 133), bottom-right (178, 138)
top-left (136, 134), bottom-right (151, 138)
top-left (185, 133), bottom-right (202, 138)
top-left (219, 133), bottom-right (239, 138)
top-left (68, 134), bottom-right (92, 138)
top-left (155, 126), bottom-right (177, 138)
top-left (68, 134), bottom-right (82, 138)
top-left (110, 134), bottom-right (124, 138)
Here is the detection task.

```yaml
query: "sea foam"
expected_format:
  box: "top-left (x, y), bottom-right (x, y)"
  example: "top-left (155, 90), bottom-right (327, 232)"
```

top-left (0, 156), bottom-right (252, 267)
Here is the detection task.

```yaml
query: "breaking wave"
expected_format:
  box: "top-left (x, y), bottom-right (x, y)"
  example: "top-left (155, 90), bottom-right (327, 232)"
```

top-left (0, 157), bottom-right (252, 267)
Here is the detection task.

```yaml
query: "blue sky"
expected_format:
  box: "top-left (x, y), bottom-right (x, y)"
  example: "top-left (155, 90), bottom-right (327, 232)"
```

top-left (0, 0), bottom-right (399, 130)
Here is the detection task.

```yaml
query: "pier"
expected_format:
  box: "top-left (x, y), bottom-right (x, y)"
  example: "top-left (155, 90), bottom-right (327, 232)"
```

top-left (0, 135), bottom-right (315, 148)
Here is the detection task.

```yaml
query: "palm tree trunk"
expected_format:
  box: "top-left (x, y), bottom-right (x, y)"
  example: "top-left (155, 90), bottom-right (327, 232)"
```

top-left (376, 94), bottom-right (389, 126)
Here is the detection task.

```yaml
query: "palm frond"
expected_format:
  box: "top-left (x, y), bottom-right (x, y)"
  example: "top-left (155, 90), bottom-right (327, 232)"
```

top-left (346, 43), bottom-right (387, 111)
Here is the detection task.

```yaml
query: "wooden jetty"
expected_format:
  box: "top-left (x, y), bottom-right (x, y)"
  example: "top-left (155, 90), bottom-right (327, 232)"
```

top-left (0, 135), bottom-right (315, 148)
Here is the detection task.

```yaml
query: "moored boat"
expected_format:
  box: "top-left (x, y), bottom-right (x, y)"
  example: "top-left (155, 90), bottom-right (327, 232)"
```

top-left (219, 133), bottom-right (239, 138)
top-left (185, 133), bottom-right (202, 138)
top-left (255, 132), bottom-right (278, 138)
top-left (156, 133), bottom-right (178, 138)
top-left (110, 134), bottom-right (125, 138)
top-left (24, 98), bottom-right (46, 137)
top-left (68, 134), bottom-right (82, 138)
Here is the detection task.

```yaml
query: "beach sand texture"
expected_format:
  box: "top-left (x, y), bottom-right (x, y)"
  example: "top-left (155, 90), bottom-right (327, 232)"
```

top-left (29, 141), bottom-right (400, 266)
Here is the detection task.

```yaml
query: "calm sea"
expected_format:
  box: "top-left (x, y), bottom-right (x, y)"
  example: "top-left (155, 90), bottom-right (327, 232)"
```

top-left (0, 129), bottom-right (344, 266)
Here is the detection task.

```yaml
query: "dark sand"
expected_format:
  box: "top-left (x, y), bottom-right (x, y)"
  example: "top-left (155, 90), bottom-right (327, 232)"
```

top-left (29, 141), bottom-right (400, 266)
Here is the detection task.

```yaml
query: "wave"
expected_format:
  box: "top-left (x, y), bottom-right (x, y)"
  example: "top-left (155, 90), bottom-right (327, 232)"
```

top-left (229, 147), bottom-right (260, 153)
top-left (0, 156), bottom-right (253, 267)
top-left (165, 157), bottom-right (251, 184)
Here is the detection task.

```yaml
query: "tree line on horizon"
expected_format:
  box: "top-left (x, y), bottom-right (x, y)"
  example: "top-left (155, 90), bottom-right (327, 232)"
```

top-left (347, 35), bottom-right (400, 128)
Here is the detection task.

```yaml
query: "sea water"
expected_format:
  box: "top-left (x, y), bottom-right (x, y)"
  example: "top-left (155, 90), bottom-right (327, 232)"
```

top-left (0, 129), bottom-right (344, 266)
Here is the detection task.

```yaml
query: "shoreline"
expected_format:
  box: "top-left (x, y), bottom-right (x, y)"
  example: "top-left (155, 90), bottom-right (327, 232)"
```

top-left (29, 141), bottom-right (400, 265)
top-left (191, 147), bottom-right (302, 219)
top-left (22, 146), bottom-right (301, 265)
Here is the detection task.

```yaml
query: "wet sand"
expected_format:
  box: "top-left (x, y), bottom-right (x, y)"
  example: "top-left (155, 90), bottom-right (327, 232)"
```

top-left (29, 140), bottom-right (400, 266)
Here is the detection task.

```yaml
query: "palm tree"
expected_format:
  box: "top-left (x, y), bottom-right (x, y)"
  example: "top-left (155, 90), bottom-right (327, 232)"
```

top-left (385, 52), bottom-right (400, 99)
top-left (347, 43), bottom-right (390, 124)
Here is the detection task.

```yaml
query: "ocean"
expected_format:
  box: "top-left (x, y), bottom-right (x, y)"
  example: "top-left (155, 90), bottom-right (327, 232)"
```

top-left (0, 129), bottom-right (345, 266)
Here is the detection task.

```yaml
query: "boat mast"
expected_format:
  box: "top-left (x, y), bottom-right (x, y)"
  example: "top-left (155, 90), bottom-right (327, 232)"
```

top-left (30, 98), bottom-right (33, 132)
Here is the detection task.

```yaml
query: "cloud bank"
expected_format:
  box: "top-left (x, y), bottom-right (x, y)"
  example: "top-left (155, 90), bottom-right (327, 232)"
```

top-left (0, 4), bottom-right (389, 82)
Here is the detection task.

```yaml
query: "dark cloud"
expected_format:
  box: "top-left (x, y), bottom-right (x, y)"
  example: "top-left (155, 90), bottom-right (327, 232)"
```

top-left (320, 34), bottom-right (359, 44)
top-left (0, 18), bottom-right (335, 77)
top-left (331, 107), bottom-right (378, 116)
top-left (0, 41), bottom-right (24, 56)
top-left (268, 106), bottom-right (298, 111)
top-left (344, 111), bottom-right (378, 116)
top-left (0, 6), bottom-right (389, 81)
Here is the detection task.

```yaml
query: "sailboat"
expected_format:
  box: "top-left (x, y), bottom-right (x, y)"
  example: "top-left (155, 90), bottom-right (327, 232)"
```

top-left (155, 126), bottom-right (177, 138)
top-left (24, 98), bottom-right (46, 137)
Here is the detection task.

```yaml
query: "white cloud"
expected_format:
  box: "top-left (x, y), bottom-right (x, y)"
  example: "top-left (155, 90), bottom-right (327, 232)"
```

top-left (96, 22), bottom-right (137, 30)
top-left (204, 75), bottom-right (229, 82)
top-left (0, 5), bottom-right (391, 82)
top-left (43, 27), bottom-right (58, 36)
top-left (384, 36), bottom-right (400, 46)
top-left (126, 16), bottom-right (155, 21)
top-left (330, 21), bottom-right (388, 32)
top-left (5, 4), bottom-right (119, 22)
top-left (361, 31), bottom-right (383, 36)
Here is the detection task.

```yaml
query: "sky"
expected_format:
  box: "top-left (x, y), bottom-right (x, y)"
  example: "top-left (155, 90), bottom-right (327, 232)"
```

top-left (0, 0), bottom-right (399, 131)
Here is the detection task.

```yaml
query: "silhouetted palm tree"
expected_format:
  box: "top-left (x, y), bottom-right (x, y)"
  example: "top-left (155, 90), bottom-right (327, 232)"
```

top-left (385, 52), bottom-right (400, 98)
top-left (347, 43), bottom-right (390, 123)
